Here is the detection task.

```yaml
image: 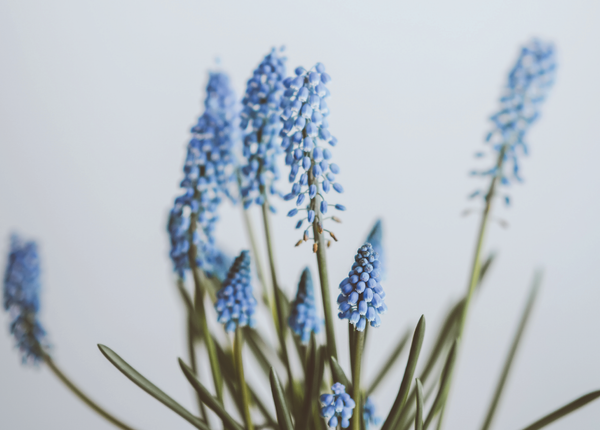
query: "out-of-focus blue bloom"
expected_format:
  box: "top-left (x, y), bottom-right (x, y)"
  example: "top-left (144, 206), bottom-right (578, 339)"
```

top-left (363, 397), bottom-right (382, 429)
top-left (471, 39), bottom-right (556, 201)
top-left (288, 267), bottom-right (321, 343)
top-left (240, 48), bottom-right (287, 210)
top-left (214, 251), bottom-right (257, 332)
top-left (168, 72), bottom-right (239, 277)
top-left (320, 382), bottom-right (356, 428)
top-left (337, 243), bottom-right (387, 331)
top-left (281, 63), bottom-right (345, 243)
top-left (365, 220), bottom-right (385, 280)
top-left (3, 234), bottom-right (47, 363)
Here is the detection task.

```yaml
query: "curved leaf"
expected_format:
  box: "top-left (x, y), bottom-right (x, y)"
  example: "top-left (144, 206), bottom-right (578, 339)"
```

top-left (415, 379), bottom-right (424, 430)
top-left (424, 340), bottom-right (457, 429)
top-left (270, 367), bottom-right (294, 430)
top-left (520, 390), bottom-right (600, 430)
top-left (330, 356), bottom-right (352, 392)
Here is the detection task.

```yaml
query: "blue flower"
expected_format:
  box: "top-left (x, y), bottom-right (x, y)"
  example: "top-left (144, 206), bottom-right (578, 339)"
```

top-left (240, 48), bottom-right (287, 210)
top-left (214, 251), bottom-right (257, 332)
top-left (281, 63), bottom-right (345, 246)
top-left (167, 72), bottom-right (239, 277)
top-left (337, 243), bottom-right (387, 331)
top-left (288, 267), bottom-right (322, 343)
top-left (365, 220), bottom-right (385, 280)
top-left (363, 397), bottom-right (382, 429)
top-left (320, 382), bottom-right (356, 428)
top-left (471, 39), bottom-right (556, 201)
top-left (3, 234), bottom-right (48, 363)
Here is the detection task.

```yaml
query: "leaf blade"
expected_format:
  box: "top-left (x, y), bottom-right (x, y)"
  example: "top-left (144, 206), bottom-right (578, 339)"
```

top-left (330, 356), bottom-right (352, 392)
top-left (270, 367), bottom-right (294, 430)
top-left (520, 390), bottom-right (600, 430)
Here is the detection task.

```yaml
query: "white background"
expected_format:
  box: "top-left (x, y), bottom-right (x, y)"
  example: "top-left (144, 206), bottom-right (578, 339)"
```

top-left (1, 1), bottom-right (599, 429)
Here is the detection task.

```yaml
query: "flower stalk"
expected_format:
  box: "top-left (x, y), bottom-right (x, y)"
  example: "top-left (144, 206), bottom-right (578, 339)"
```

top-left (234, 328), bottom-right (254, 430)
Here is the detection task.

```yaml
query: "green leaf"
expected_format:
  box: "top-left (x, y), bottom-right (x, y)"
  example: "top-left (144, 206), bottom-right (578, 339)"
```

top-left (246, 328), bottom-right (276, 377)
top-left (176, 279), bottom-right (202, 337)
top-left (520, 390), bottom-right (600, 430)
top-left (480, 272), bottom-right (541, 430)
top-left (330, 356), bottom-right (352, 392)
top-left (270, 367), bottom-right (294, 430)
top-left (415, 379), bottom-right (424, 430)
top-left (381, 315), bottom-right (426, 430)
top-left (478, 252), bottom-right (496, 284)
top-left (97, 344), bottom-right (208, 430)
top-left (366, 327), bottom-right (411, 395)
top-left (298, 335), bottom-right (321, 430)
top-left (423, 340), bottom-right (457, 429)
top-left (179, 358), bottom-right (244, 430)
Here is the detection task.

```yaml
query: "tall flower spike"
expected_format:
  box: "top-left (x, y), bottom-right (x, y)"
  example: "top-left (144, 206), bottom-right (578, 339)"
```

top-left (3, 234), bottom-right (48, 363)
top-left (214, 251), bottom-right (257, 332)
top-left (363, 397), bottom-right (382, 429)
top-left (365, 219), bottom-right (385, 280)
top-left (337, 243), bottom-right (387, 331)
top-left (470, 39), bottom-right (556, 202)
top-left (281, 63), bottom-right (345, 245)
top-left (240, 48), bottom-right (287, 210)
top-left (288, 267), bottom-right (322, 343)
top-left (167, 72), bottom-right (239, 277)
top-left (319, 382), bottom-right (356, 428)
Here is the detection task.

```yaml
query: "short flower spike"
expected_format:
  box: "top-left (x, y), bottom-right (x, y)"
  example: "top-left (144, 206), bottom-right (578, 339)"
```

top-left (167, 72), bottom-right (239, 278)
top-left (240, 48), bottom-right (287, 210)
top-left (470, 39), bottom-right (556, 202)
top-left (280, 63), bottom-right (345, 246)
top-left (319, 382), bottom-right (356, 428)
top-left (337, 243), bottom-right (387, 330)
top-left (365, 219), bottom-right (385, 280)
top-left (214, 251), bottom-right (257, 332)
top-left (288, 267), bottom-right (322, 343)
top-left (3, 234), bottom-right (48, 363)
top-left (363, 397), bottom-right (382, 429)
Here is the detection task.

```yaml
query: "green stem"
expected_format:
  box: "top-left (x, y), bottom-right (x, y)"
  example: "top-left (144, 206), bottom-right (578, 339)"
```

top-left (44, 354), bottom-right (137, 430)
top-left (235, 329), bottom-right (254, 430)
top-left (261, 202), bottom-right (295, 403)
top-left (187, 319), bottom-right (207, 419)
top-left (351, 330), bottom-right (365, 430)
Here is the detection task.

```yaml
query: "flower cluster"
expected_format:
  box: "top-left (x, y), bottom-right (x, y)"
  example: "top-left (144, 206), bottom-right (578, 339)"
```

top-left (288, 267), bottom-right (321, 343)
top-left (471, 39), bottom-right (556, 202)
top-left (240, 48), bottom-right (287, 210)
top-left (214, 251), bottom-right (257, 332)
top-left (363, 397), bottom-right (382, 429)
top-left (366, 219), bottom-right (385, 280)
top-left (320, 382), bottom-right (356, 428)
top-left (168, 72), bottom-right (239, 277)
top-left (337, 243), bottom-right (387, 331)
top-left (3, 235), bottom-right (47, 363)
top-left (280, 63), bottom-right (345, 247)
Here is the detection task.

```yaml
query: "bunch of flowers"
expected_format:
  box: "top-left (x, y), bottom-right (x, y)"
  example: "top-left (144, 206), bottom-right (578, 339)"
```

top-left (320, 382), bottom-right (356, 428)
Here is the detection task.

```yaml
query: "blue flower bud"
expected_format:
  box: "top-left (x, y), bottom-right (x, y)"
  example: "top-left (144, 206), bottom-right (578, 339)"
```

top-left (333, 183), bottom-right (344, 193)
top-left (288, 208), bottom-right (298, 217)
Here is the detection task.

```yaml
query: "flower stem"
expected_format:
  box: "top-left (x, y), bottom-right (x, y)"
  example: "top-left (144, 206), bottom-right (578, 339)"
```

top-left (234, 328), bottom-right (254, 430)
top-left (351, 330), bottom-right (365, 430)
top-left (261, 202), bottom-right (295, 401)
top-left (187, 319), bottom-right (207, 419)
top-left (44, 354), bottom-right (137, 430)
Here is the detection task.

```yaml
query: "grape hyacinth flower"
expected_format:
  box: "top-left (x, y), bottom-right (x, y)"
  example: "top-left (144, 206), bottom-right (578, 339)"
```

top-left (214, 251), bottom-right (257, 332)
top-left (363, 397), bottom-right (382, 429)
top-left (337, 243), bottom-right (387, 331)
top-left (320, 382), bottom-right (356, 428)
top-left (240, 48), bottom-right (287, 210)
top-left (470, 39), bottom-right (556, 203)
top-left (167, 72), bottom-right (239, 277)
top-left (288, 267), bottom-right (321, 343)
top-left (3, 234), bottom-right (47, 363)
top-left (365, 219), bottom-right (385, 280)
top-left (281, 63), bottom-right (345, 249)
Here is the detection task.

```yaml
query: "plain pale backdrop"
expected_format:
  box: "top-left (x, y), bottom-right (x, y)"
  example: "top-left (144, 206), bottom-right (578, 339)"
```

top-left (1, 1), bottom-right (600, 429)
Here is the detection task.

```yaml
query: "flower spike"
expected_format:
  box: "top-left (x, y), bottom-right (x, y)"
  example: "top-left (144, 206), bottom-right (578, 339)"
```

top-left (363, 397), bottom-right (382, 429)
top-left (3, 234), bottom-right (48, 363)
top-left (365, 219), bottom-right (385, 280)
top-left (214, 251), bottom-right (257, 332)
top-left (337, 243), bottom-right (386, 330)
top-left (471, 39), bottom-right (556, 201)
top-left (288, 268), bottom-right (322, 343)
top-left (320, 382), bottom-right (356, 428)
top-left (240, 48), bottom-right (287, 209)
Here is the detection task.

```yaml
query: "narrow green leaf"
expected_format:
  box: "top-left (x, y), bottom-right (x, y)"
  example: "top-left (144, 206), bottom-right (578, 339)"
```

top-left (415, 379), bottom-right (424, 430)
top-left (423, 340), bottom-right (457, 429)
top-left (176, 279), bottom-right (202, 336)
top-left (246, 328), bottom-right (277, 377)
top-left (478, 252), bottom-right (496, 284)
top-left (179, 358), bottom-right (244, 430)
top-left (270, 367), bottom-right (294, 430)
top-left (366, 327), bottom-right (411, 395)
top-left (298, 335), bottom-right (319, 430)
top-left (520, 390), bottom-right (600, 430)
top-left (97, 344), bottom-right (208, 430)
top-left (480, 272), bottom-right (541, 430)
top-left (330, 356), bottom-right (352, 392)
top-left (381, 315), bottom-right (426, 430)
